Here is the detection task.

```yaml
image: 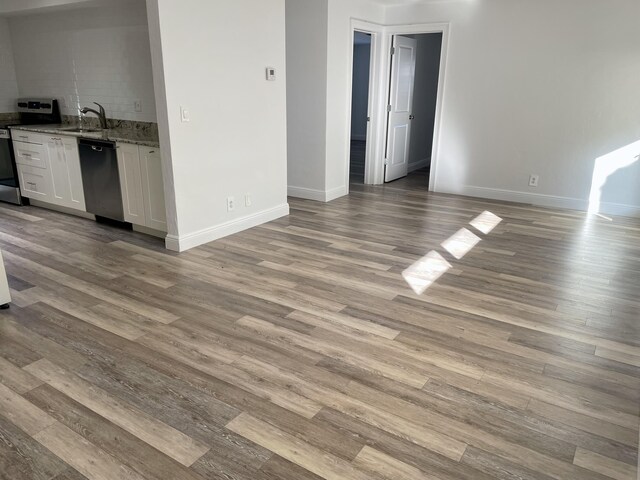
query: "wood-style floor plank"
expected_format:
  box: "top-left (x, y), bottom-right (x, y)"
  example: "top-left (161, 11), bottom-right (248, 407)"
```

top-left (0, 177), bottom-right (638, 479)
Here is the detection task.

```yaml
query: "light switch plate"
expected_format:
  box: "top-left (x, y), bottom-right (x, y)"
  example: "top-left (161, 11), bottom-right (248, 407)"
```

top-left (134, 100), bottom-right (142, 112)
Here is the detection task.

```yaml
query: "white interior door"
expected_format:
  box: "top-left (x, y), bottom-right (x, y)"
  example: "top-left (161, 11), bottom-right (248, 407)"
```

top-left (385, 35), bottom-right (417, 182)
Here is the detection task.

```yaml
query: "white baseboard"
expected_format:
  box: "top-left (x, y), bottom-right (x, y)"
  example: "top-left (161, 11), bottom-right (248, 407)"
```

top-left (458, 185), bottom-right (640, 218)
top-left (325, 185), bottom-right (348, 202)
top-left (287, 186), bottom-right (326, 202)
top-left (408, 157), bottom-right (430, 173)
top-left (596, 201), bottom-right (640, 218)
top-left (288, 185), bottom-right (347, 202)
top-left (351, 134), bottom-right (367, 142)
top-left (165, 203), bottom-right (290, 252)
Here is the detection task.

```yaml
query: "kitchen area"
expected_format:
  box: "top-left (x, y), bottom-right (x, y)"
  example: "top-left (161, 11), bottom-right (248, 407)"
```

top-left (0, 0), bottom-right (165, 233)
top-left (0, 0), bottom-right (166, 308)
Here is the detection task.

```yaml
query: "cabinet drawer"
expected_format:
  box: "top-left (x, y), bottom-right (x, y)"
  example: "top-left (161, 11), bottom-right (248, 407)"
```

top-left (11, 130), bottom-right (43, 145)
top-left (13, 141), bottom-right (47, 169)
top-left (17, 164), bottom-right (52, 199)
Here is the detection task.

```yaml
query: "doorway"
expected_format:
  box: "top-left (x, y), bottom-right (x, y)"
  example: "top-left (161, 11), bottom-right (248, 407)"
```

top-left (384, 32), bottom-right (442, 187)
top-left (349, 32), bottom-right (372, 184)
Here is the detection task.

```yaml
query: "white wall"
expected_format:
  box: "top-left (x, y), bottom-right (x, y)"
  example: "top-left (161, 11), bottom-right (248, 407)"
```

top-left (386, 0), bottom-right (640, 216)
top-left (406, 33), bottom-right (441, 171)
top-left (351, 33), bottom-right (371, 142)
top-left (0, 17), bottom-right (18, 112)
top-left (147, 0), bottom-right (289, 251)
top-left (8, 1), bottom-right (156, 122)
top-left (285, 0), bottom-right (328, 200)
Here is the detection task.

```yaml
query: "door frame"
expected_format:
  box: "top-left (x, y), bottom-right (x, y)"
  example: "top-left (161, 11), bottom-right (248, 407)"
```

top-left (348, 19), bottom-right (384, 187)
top-left (345, 21), bottom-right (450, 191)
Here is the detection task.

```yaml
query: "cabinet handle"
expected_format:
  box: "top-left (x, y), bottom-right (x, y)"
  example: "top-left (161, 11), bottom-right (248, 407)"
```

top-left (148, 151), bottom-right (155, 153)
top-left (18, 135), bottom-right (28, 139)
top-left (22, 153), bottom-right (32, 158)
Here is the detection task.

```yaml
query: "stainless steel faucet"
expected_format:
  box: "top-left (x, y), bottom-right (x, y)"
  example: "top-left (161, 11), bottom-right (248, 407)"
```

top-left (79, 102), bottom-right (108, 129)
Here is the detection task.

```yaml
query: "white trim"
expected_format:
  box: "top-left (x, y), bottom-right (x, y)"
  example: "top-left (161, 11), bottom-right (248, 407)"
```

top-left (288, 185), bottom-right (347, 202)
top-left (408, 157), bottom-right (430, 173)
top-left (287, 186), bottom-right (326, 201)
top-left (597, 202), bottom-right (640, 218)
top-left (375, 23), bottom-right (450, 191)
top-left (460, 186), bottom-right (585, 210)
top-left (349, 19), bottom-right (385, 191)
top-left (459, 185), bottom-right (640, 218)
top-left (325, 185), bottom-right (347, 202)
top-left (165, 203), bottom-right (290, 252)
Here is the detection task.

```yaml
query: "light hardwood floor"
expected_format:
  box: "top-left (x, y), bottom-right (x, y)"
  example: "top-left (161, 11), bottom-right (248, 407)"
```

top-left (0, 181), bottom-right (638, 480)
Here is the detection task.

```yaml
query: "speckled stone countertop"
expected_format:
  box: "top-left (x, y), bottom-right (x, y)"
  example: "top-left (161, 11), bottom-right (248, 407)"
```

top-left (9, 120), bottom-right (160, 148)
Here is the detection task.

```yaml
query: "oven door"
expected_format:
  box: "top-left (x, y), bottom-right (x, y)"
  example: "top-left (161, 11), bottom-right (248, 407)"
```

top-left (0, 130), bottom-right (22, 205)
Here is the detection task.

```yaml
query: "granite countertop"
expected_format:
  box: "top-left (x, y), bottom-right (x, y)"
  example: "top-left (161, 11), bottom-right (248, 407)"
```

top-left (9, 124), bottom-right (160, 148)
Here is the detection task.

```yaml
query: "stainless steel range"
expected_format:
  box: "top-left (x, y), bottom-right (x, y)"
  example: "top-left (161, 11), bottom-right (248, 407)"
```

top-left (0, 98), bottom-right (61, 205)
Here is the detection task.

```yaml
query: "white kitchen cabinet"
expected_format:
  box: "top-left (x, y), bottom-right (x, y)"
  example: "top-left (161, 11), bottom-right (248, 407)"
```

top-left (13, 131), bottom-right (85, 212)
top-left (45, 135), bottom-right (86, 212)
top-left (117, 143), bottom-right (166, 232)
top-left (13, 133), bottom-right (52, 201)
top-left (139, 147), bottom-right (167, 232)
top-left (117, 143), bottom-right (145, 225)
top-left (16, 163), bottom-right (52, 200)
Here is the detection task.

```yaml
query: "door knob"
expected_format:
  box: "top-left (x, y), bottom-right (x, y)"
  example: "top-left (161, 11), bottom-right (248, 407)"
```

top-left (409, 115), bottom-right (415, 120)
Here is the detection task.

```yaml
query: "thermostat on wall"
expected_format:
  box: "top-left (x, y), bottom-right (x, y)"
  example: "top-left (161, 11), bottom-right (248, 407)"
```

top-left (266, 67), bottom-right (276, 81)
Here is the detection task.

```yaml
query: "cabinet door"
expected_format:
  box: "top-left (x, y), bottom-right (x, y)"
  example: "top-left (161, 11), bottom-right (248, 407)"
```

top-left (16, 163), bottom-right (52, 200)
top-left (46, 136), bottom-right (68, 207)
top-left (116, 143), bottom-right (145, 224)
top-left (139, 147), bottom-right (167, 232)
top-left (13, 140), bottom-right (47, 169)
top-left (45, 136), bottom-right (85, 211)
top-left (61, 136), bottom-right (86, 211)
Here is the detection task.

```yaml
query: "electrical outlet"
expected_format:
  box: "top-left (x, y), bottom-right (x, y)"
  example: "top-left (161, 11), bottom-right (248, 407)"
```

top-left (227, 196), bottom-right (235, 212)
top-left (245, 194), bottom-right (252, 207)
top-left (528, 174), bottom-right (539, 187)
top-left (134, 100), bottom-right (142, 112)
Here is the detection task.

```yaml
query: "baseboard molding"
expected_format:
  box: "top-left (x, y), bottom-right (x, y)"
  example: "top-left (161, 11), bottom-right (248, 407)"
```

top-left (287, 186), bottom-right (326, 202)
top-left (458, 186), bottom-right (640, 218)
top-left (351, 134), bottom-right (366, 142)
top-left (596, 201), bottom-right (640, 218)
top-left (165, 203), bottom-right (290, 252)
top-left (288, 185), bottom-right (347, 202)
top-left (408, 157), bottom-right (430, 173)
top-left (325, 185), bottom-right (348, 202)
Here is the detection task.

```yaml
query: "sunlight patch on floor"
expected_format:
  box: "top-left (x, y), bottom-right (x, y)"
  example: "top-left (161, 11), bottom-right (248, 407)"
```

top-left (402, 251), bottom-right (452, 295)
top-left (470, 211), bottom-right (503, 234)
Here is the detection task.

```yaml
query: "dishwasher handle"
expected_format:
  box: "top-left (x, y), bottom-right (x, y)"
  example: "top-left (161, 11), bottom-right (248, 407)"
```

top-left (78, 138), bottom-right (115, 151)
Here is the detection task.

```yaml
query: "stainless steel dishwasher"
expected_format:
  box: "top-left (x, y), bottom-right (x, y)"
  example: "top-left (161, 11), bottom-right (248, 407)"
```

top-left (78, 138), bottom-right (125, 222)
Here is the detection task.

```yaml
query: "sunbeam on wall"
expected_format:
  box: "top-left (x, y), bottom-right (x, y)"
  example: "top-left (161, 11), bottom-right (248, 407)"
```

top-left (588, 140), bottom-right (640, 215)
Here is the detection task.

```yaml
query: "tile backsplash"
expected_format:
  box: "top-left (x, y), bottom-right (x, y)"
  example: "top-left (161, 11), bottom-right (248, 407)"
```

top-left (8, 1), bottom-right (156, 123)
